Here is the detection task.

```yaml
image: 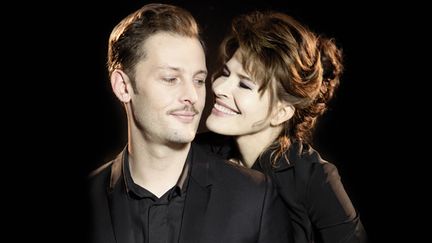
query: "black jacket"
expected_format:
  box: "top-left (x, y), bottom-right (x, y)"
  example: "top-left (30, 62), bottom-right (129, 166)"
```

top-left (196, 132), bottom-right (367, 243)
top-left (88, 143), bottom-right (293, 243)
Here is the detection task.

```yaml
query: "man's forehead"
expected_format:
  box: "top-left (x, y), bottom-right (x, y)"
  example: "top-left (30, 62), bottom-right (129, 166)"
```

top-left (143, 32), bottom-right (201, 52)
top-left (135, 32), bottom-right (206, 72)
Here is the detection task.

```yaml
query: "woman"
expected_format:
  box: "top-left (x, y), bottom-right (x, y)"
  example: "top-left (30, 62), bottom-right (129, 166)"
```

top-left (200, 11), bottom-right (367, 243)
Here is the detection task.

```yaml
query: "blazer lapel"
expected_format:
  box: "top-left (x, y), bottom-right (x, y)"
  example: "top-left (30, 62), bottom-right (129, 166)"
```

top-left (107, 150), bottom-right (135, 243)
top-left (179, 144), bottom-right (212, 243)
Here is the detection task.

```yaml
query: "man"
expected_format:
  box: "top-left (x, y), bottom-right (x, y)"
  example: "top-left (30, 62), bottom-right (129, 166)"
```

top-left (89, 3), bottom-right (292, 243)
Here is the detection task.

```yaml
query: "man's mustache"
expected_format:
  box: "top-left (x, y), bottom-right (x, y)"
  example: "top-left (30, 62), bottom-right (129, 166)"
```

top-left (167, 105), bottom-right (200, 115)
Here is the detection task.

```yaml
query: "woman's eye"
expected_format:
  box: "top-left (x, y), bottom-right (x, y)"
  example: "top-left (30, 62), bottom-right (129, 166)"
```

top-left (221, 66), bottom-right (230, 77)
top-left (239, 81), bottom-right (252, 90)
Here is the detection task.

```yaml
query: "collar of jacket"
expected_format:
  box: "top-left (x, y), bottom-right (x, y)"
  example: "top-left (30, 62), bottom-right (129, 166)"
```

top-left (108, 143), bottom-right (212, 193)
top-left (255, 141), bottom-right (311, 172)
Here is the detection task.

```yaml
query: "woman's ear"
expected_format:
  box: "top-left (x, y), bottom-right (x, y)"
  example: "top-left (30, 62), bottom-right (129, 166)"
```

top-left (110, 69), bottom-right (131, 103)
top-left (270, 102), bottom-right (295, 126)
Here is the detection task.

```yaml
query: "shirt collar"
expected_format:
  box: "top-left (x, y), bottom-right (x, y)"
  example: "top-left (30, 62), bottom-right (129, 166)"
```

top-left (122, 147), bottom-right (191, 199)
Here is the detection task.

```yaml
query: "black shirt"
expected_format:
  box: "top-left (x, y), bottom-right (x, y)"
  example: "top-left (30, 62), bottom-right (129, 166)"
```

top-left (123, 152), bottom-right (190, 243)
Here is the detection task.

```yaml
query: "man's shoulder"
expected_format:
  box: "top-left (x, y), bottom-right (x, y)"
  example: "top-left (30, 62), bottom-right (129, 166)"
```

top-left (87, 160), bottom-right (115, 194)
top-left (89, 161), bottom-right (113, 179)
top-left (88, 150), bottom-right (123, 183)
top-left (193, 143), bottom-right (268, 189)
top-left (217, 159), bottom-right (267, 186)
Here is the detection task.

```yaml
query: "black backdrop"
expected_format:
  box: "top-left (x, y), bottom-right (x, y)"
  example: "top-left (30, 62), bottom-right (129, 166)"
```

top-left (11, 0), bottom-right (407, 242)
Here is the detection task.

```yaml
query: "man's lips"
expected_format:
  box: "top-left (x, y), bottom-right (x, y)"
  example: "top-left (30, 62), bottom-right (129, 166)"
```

top-left (170, 111), bottom-right (197, 116)
top-left (170, 110), bottom-right (198, 123)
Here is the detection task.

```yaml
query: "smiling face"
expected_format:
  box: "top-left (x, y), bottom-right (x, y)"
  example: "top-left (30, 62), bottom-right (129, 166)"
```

top-left (206, 50), bottom-right (274, 136)
top-left (114, 32), bottom-right (207, 145)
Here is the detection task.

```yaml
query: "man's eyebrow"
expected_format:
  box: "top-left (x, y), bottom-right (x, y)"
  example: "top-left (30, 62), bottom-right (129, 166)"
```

top-left (194, 70), bottom-right (208, 76)
top-left (156, 65), bottom-right (181, 72)
top-left (157, 66), bottom-right (207, 76)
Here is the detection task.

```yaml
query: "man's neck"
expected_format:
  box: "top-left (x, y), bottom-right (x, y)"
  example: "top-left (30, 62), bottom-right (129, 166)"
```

top-left (128, 136), bottom-right (191, 198)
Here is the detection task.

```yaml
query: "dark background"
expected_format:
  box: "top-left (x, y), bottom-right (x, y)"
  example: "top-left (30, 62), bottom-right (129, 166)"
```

top-left (9, 0), bottom-right (418, 242)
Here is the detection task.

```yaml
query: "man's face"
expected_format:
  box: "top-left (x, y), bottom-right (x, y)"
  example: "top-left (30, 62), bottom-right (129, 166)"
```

top-left (129, 32), bottom-right (207, 145)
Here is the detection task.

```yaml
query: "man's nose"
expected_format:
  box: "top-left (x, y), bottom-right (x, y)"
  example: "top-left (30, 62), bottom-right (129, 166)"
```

top-left (180, 80), bottom-right (199, 105)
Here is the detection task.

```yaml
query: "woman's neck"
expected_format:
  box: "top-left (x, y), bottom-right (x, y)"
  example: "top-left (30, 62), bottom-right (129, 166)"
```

top-left (235, 126), bottom-right (282, 168)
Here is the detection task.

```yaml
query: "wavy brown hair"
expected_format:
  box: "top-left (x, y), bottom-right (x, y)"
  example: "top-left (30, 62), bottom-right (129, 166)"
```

top-left (217, 11), bottom-right (343, 165)
top-left (107, 3), bottom-right (202, 92)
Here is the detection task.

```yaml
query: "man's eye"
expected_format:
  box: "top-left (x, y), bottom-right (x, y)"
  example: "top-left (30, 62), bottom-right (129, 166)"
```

top-left (163, 78), bottom-right (177, 83)
top-left (195, 79), bottom-right (205, 85)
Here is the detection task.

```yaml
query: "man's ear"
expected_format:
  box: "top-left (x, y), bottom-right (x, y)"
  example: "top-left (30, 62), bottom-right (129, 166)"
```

top-left (270, 102), bottom-right (295, 126)
top-left (110, 69), bottom-right (132, 103)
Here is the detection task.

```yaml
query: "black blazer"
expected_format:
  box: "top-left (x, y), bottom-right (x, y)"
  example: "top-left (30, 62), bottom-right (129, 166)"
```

top-left (195, 132), bottom-right (367, 243)
top-left (253, 142), bottom-right (367, 243)
top-left (88, 143), bottom-right (292, 243)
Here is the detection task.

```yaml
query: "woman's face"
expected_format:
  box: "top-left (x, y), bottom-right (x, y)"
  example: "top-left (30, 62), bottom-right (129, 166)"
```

top-left (206, 50), bottom-right (274, 136)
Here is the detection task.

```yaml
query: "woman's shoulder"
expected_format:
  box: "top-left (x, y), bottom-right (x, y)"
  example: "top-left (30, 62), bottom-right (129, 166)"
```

top-left (289, 143), bottom-right (352, 206)
top-left (276, 141), bottom-right (340, 184)
top-left (282, 142), bottom-right (333, 168)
